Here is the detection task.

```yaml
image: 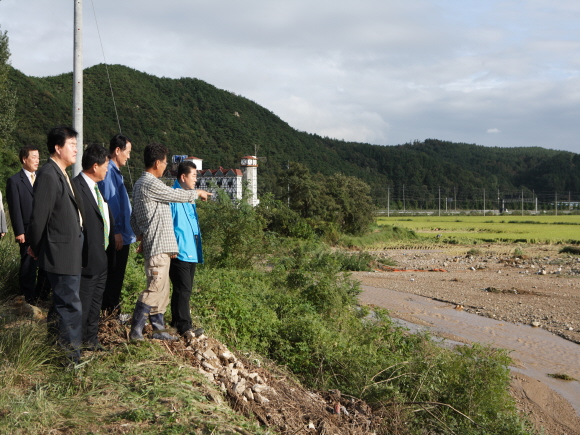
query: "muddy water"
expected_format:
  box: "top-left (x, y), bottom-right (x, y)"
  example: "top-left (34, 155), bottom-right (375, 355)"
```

top-left (360, 285), bottom-right (580, 415)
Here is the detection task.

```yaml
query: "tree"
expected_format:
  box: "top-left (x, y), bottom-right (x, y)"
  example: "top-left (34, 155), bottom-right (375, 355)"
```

top-left (324, 173), bottom-right (375, 235)
top-left (0, 26), bottom-right (16, 150)
top-left (0, 27), bottom-right (19, 186)
top-left (280, 163), bottom-right (375, 236)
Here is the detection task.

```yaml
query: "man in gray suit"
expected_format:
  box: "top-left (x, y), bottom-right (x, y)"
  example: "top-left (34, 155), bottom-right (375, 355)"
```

top-left (27, 126), bottom-right (84, 365)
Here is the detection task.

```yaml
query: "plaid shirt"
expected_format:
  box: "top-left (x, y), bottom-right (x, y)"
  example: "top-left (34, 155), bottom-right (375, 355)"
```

top-left (131, 172), bottom-right (198, 259)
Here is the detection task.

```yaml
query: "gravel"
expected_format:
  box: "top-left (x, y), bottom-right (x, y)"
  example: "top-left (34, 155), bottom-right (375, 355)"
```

top-left (353, 245), bottom-right (580, 344)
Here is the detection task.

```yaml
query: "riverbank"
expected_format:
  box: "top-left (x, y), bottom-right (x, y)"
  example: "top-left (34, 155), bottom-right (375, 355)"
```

top-left (353, 244), bottom-right (580, 435)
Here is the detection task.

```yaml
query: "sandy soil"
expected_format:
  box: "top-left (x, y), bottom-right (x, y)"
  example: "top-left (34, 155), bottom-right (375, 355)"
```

top-left (352, 244), bottom-right (580, 435)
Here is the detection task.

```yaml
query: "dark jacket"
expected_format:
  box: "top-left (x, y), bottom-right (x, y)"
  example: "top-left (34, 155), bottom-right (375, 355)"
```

top-left (26, 159), bottom-right (84, 275)
top-left (73, 174), bottom-right (115, 276)
top-left (6, 169), bottom-right (34, 237)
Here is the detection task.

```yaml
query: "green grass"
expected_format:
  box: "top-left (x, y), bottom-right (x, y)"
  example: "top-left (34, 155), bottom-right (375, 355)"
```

top-left (0, 322), bottom-right (266, 435)
top-left (377, 215), bottom-right (580, 244)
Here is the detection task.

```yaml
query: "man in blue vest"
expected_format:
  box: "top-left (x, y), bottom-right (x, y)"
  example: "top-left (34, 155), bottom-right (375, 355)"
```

top-left (169, 161), bottom-right (206, 340)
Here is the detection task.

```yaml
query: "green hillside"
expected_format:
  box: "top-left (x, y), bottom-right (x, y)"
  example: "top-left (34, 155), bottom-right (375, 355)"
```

top-left (7, 64), bottom-right (580, 202)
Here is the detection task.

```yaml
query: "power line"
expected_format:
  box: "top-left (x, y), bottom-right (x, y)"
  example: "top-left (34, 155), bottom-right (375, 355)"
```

top-left (89, 0), bottom-right (122, 134)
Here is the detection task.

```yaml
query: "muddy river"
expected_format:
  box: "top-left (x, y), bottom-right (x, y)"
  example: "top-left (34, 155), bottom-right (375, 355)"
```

top-left (360, 285), bottom-right (580, 415)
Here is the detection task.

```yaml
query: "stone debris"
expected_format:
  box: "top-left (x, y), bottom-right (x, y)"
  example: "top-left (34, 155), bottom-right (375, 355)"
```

top-left (160, 333), bottom-right (376, 434)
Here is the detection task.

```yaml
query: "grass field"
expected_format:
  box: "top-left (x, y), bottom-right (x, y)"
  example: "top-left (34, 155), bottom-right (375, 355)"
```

top-left (377, 215), bottom-right (580, 244)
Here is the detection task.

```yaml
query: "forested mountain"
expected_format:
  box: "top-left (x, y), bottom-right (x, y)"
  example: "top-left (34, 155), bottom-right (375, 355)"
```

top-left (6, 64), bottom-right (580, 203)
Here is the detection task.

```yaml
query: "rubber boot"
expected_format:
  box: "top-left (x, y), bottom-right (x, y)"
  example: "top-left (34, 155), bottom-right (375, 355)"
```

top-left (129, 301), bottom-right (151, 341)
top-left (149, 313), bottom-right (179, 341)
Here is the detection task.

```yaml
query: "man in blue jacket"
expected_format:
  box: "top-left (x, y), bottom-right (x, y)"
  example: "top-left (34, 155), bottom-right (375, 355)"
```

top-left (169, 161), bottom-right (207, 340)
top-left (98, 134), bottom-right (136, 314)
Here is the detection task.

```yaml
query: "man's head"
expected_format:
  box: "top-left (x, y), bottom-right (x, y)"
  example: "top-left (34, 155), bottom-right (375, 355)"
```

top-left (82, 144), bottom-right (109, 182)
top-left (144, 142), bottom-right (168, 178)
top-left (47, 126), bottom-right (78, 167)
top-left (19, 145), bottom-right (40, 172)
top-left (109, 134), bottom-right (132, 168)
top-left (177, 161), bottom-right (197, 190)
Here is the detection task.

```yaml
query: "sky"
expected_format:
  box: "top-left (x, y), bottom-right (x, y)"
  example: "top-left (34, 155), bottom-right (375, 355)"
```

top-left (2, 0), bottom-right (580, 153)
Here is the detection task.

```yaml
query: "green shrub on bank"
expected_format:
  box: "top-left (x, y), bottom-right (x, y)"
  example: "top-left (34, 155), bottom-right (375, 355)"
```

top-left (190, 241), bottom-right (535, 434)
top-left (0, 225), bottom-right (19, 299)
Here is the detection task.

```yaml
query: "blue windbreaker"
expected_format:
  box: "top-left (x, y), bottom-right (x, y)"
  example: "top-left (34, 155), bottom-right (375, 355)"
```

top-left (170, 180), bottom-right (203, 263)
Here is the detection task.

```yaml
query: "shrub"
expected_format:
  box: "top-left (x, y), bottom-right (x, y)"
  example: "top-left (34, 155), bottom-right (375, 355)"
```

top-left (0, 226), bottom-right (19, 299)
top-left (197, 189), bottom-right (269, 269)
top-left (559, 246), bottom-right (580, 255)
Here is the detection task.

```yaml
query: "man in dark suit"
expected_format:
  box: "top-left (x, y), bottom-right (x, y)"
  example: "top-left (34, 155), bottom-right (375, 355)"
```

top-left (73, 144), bottom-right (115, 351)
top-left (6, 145), bottom-right (51, 303)
top-left (26, 126), bottom-right (85, 364)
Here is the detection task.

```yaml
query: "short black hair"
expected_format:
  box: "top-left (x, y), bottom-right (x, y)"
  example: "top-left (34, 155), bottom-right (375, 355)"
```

top-left (82, 143), bottom-right (109, 171)
top-left (177, 161), bottom-right (197, 178)
top-left (47, 126), bottom-right (78, 154)
top-left (143, 142), bottom-right (168, 169)
top-left (19, 145), bottom-right (39, 164)
top-left (109, 134), bottom-right (132, 155)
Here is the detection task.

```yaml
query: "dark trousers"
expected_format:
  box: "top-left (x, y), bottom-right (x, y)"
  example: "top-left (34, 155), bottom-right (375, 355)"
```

top-left (169, 259), bottom-right (196, 334)
top-left (101, 244), bottom-right (130, 313)
top-left (80, 268), bottom-right (107, 346)
top-left (19, 243), bottom-right (51, 304)
top-left (46, 272), bottom-right (82, 362)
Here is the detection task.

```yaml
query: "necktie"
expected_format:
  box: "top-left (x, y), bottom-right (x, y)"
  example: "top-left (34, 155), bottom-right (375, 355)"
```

top-left (31, 173), bottom-right (35, 185)
top-left (94, 185), bottom-right (109, 249)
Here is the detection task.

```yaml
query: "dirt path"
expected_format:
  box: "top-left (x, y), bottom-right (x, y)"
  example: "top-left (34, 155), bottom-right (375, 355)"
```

top-left (353, 244), bottom-right (580, 435)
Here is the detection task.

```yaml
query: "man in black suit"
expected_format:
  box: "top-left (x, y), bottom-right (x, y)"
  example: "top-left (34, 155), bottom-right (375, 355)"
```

top-left (26, 126), bottom-right (84, 364)
top-left (73, 144), bottom-right (114, 351)
top-left (6, 145), bottom-right (51, 303)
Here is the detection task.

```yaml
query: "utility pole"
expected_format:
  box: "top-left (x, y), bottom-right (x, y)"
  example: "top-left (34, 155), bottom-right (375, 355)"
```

top-left (387, 186), bottom-right (390, 217)
top-left (286, 161), bottom-right (290, 207)
top-left (483, 189), bottom-right (486, 216)
top-left (438, 187), bottom-right (441, 216)
top-left (72, 0), bottom-right (83, 176)
top-left (403, 184), bottom-right (406, 213)
top-left (521, 190), bottom-right (524, 216)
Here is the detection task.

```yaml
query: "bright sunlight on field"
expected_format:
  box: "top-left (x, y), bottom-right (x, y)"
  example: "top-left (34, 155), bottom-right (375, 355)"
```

top-left (377, 215), bottom-right (580, 244)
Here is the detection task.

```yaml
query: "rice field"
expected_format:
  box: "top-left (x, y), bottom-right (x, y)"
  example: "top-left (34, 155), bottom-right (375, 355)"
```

top-left (377, 215), bottom-right (580, 244)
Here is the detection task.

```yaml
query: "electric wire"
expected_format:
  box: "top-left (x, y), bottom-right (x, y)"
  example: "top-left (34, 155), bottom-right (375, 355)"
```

top-left (89, 0), bottom-right (122, 134)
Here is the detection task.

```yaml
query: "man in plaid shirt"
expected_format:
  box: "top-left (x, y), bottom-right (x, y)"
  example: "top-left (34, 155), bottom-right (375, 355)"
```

top-left (129, 143), bottom-right (210, 341)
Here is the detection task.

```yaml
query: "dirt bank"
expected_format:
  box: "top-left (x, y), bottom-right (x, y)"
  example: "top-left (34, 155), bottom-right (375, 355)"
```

top-left (353, 244), bottom-right (580, 435)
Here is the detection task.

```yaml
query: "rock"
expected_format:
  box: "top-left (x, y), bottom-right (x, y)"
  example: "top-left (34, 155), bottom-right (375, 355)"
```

top-left (531, 321), bottom-right (541, 327)
top-left (252, 383), bottom-right (268, 394)
top-left (199, 370), bottom-right (215, 382)
top-left (243, 388), bottom-right (254, 401)
top-left (202, 362), bottom-right (217, 373)
top-left (233, 379), bottom-right (247, 394)
top-left (255, 393), bottom-right (269, 404)
top-left (202, 349), bottom-right (218, 360)
top-left (219, 350), bottom-right (236, 363)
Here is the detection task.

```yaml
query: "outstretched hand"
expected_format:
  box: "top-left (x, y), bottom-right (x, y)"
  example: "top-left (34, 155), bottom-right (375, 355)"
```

top-left (197, 190), bottom-right (212, 201)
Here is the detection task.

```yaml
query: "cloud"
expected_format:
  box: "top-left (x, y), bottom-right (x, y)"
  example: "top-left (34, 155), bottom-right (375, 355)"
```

top-left (1, 0), bottom-right (580, 152)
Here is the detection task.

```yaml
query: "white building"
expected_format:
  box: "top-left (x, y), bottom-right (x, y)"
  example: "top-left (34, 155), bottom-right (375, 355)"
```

top-left (170, 155), bottom-right (259, 206)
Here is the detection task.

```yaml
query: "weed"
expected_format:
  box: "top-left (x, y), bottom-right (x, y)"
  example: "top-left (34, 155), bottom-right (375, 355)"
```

top-left (547, 373), bottom-right (576, 381)
top-left (559, 246), bottom-right (580, 255)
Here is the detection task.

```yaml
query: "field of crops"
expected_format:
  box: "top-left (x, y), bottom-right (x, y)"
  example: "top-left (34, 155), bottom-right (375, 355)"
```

top-left (377, 215), bottom-right (580, 244)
